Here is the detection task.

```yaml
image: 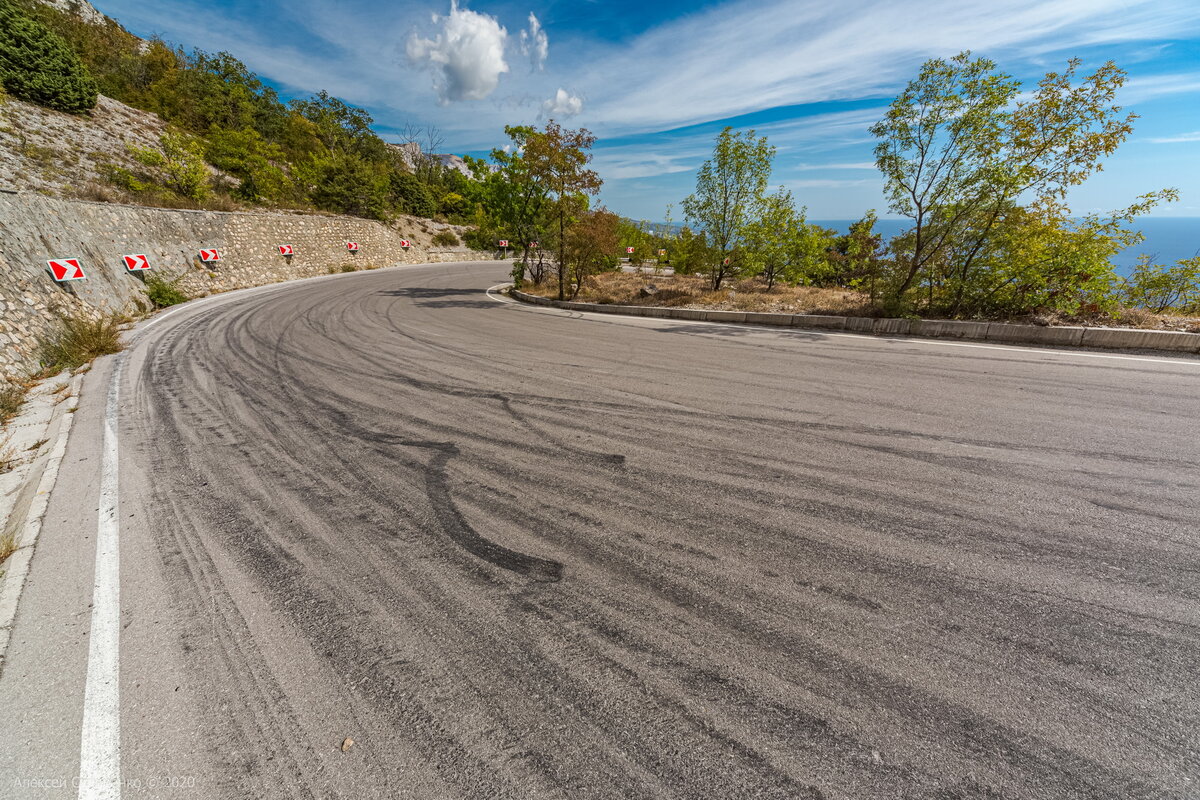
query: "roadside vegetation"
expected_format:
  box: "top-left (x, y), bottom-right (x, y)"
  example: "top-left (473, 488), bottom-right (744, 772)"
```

top-left (510, 53), bottom-right (1199, 327)
top-left (0, 381), bottom-right (27, 427)
top-left (37, 313), bottom-right (124, 374)
top-left (143, 272), bottom-right (191, 308)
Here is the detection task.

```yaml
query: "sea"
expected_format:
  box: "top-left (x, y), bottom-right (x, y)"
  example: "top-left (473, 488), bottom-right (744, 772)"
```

top-left (810, 218), bottom-right (1200, 276)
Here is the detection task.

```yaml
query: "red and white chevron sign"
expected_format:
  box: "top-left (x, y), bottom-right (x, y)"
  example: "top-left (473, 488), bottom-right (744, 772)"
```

top-left (346, 242), bottom-right (359, 251)
top-left (626, 247), bottom-right (635, 254)
top-left (122, 254), bottom-right (150, 271)
top-left (278, 244), bottom-right (294, 256)
top-left (399, 240), bottom-right (411, 248)
top-left (47, 258), bottom-right (86, 282)
top-left (498, 240), bottom-right (509, 247)
top-left (529, 242), bottom-right (538, 248)
top-left (199, 249), bottom-right (220, 262)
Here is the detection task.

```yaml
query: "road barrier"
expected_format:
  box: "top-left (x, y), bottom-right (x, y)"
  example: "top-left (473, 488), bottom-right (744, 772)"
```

top-left (509, 289), bottom-right (1200, 355)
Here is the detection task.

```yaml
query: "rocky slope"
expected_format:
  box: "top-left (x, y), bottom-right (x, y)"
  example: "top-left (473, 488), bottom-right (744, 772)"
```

top-left (0, 93), bottom-right (168, 197)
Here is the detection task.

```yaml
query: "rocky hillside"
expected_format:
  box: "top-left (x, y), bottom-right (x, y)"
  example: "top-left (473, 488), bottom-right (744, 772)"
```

top-left (0, 92), bottom-right (166, 196)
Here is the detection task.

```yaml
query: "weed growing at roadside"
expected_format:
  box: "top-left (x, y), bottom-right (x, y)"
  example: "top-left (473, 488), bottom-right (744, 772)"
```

top-left (144, 272), bottom-right (190, 308)
top-left (0, 529), bottom-right (16, 566)
top-left (340, 264), bottom-right (357, 273)
top-left (37, 313), bottom-right (124, 374)
top-left (0, 382), bottom-right (27, 426)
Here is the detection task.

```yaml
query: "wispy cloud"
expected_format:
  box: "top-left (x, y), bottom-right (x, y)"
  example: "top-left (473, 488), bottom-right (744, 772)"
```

top-left (1149, 131), bottom-right (1200, 143)
top-left (794, 161), bottom-right (878, 170)
top-left (520, 13), bottom-right (549, 71)
top-left (785, 178), bottom-right (879, 189)
top-left (1120, 72), bottom-right (1200, 103)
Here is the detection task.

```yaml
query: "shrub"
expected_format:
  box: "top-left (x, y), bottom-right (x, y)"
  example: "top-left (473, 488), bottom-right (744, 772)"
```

top-left (432, 229), bottom-right (459, 247)
top-left (143, 272), bottom-right (190, 308)
top-left (0, 2), bottom-right (98, 113)
top-left (131, 132), bottom-right (211, 201)
top-left (1120, 255), bottom-right (1200, 313)
top-left (311, 152), bottom-right (389, 220)
top-left (389, 171), bottom-right (436, 218)
top-left (37, 313), bottom-right (124, 373)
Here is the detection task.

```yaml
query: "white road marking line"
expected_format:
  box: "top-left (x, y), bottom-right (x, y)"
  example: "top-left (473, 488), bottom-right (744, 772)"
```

top-left (485, 285), bottom-right (1199, 367)
top-left (78, 352), bottom-right (125, 800)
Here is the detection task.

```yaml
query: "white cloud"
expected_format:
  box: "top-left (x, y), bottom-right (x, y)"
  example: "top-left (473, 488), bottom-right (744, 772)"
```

top-left (1149, 131), bottom-right (1200, 144)
top-left (794, 161), bottom-right (878, 170)
top-left (784, 178), bottom-right (878, 189)
top-left (542, 88), bottom-right (583, 117)
top-left (406, 1), bottom-right (509, 103)
top-left (519, 13), bottom-right (549, 70)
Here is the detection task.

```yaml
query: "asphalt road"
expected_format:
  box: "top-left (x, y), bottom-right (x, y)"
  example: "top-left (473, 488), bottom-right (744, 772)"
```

top-left (2, 260), bottom-right (1199, 799)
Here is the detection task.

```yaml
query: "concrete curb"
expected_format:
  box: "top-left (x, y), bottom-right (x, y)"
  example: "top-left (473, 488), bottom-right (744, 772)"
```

top-left (0, 372), bottom-right (82, 668)
top-left (509, 289), bottom-right (1200, 355)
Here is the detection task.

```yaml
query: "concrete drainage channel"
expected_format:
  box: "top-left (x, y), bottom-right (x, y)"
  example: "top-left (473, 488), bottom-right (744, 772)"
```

top-left (510, 289), bottom-right (1200, 355)
top-left (0, 373), bottom-right (82, 666)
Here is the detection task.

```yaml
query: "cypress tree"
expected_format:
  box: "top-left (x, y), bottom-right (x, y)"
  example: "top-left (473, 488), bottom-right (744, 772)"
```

top-left (0, 2), bottom-right (98, 113)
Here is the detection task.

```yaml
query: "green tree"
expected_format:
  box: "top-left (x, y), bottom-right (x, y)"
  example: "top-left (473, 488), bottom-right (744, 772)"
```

top-left (205, 128), bottom-right (290, 202)
top-left (669, 227), bottom-right (713, 276)
top-left (470, 128), bottom-right (551, 274)
top-left (828, 211), bottom-right (889, 299)
top-left (740, 189), bottom-right (800, 289)
top-left (682, 127), bottom-right (775, 290)
top-left (309, 152), bottom-right (390, 220)
top-left (389, 170), bottom-right (436, 217)
top-left (565, 208), bottom-right (621, 298)
top-left (871, 52), bottom-right (1150, 314)
top-left (0, 1), bottom-right (97, 113)
top-left (132, 132), bottom-right (211, 200)
top-left (523, 121), bottom-right (602, 299)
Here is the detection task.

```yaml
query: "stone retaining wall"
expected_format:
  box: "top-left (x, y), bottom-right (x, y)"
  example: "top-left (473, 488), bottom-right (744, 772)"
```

top-left (0, 192), bottom-right (486, 382)
top-left (511, 289), bottom-right (1200, 355)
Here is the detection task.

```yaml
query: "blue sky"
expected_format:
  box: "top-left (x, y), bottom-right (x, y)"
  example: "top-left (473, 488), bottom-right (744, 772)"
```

top-left (92, 0), bottom-right (1200, 221)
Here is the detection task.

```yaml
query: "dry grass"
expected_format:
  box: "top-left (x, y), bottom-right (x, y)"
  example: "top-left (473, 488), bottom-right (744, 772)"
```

top-left (0, 529), bottom-right (16, 567)
top-left (523, 271), bottom-right (1200, 330)
top-left (1, 381), bottom-right (28, 427)
top-left (37, 313), bottom-right (125, 375)
top-left (0, 437), bottom-right (16, 475)
top-left (524, 271), bottom-right (874, 317)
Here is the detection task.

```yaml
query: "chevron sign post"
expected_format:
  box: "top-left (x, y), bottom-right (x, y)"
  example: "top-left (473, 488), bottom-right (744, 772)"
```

top-left (122, 254), bottom-right (150, 271)
top-left (346, 242), bottom-right (359, 252)
top-left (399, 240), bottom-right (411, 249)
top-left (199, 249), bottom-right (220, 262)
top-left (47, 258), bottom-right (86, 282)
top-left (498, 240), bottom-right (508, 247)
top-left (278, 244), bottom-right (294, 256)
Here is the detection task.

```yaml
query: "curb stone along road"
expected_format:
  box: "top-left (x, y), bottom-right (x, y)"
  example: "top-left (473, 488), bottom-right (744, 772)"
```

top-left (0, 373), bottom-right (82, 667)
top-left (510, 289), bottom-right (1200, 355)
